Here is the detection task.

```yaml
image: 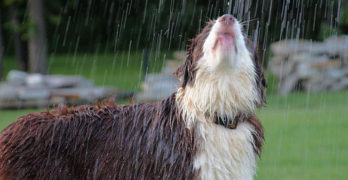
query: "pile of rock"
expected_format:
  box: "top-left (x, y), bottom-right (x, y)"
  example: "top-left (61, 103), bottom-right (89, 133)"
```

top-left (269, 36), bottom-right (348, 95)
top-left (0, 70), bottom-right (117, 109)
top-left (135, 51), bottom-right (185, 102)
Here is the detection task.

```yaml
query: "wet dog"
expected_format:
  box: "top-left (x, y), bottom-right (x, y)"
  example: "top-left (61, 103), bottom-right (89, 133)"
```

top-left (0, 14), bottom-right (266, 180)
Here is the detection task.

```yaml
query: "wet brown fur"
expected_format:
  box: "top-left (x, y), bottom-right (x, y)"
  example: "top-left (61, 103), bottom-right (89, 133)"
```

top-left (0, 17), bottom-right (265, 179)
top-left (244, 114), bottom-right (264, 156)
top-left (0, 94), bottom-right (196, 179)
top-left (174, 21), bottom-right (215, 88)
top-left (246, 38), bottom-right (267, 107)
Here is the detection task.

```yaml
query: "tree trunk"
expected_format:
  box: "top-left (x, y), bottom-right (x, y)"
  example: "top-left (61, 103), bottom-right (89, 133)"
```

top-left (11, 2), bottom-right (28, 71)
top-left (28, 0), bottom-right (47, 74)
top-left (0, 11), bottom-right (4, 80)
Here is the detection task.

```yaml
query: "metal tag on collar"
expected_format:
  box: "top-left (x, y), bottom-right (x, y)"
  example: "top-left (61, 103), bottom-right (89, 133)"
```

top-left (229, 116), bottom-right (239, 129)
top-left (215, 115), bottom-right (239, 129)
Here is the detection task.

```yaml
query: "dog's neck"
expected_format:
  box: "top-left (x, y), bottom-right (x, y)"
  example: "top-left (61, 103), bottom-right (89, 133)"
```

top-left (176, 62), bottom-right (258, 128)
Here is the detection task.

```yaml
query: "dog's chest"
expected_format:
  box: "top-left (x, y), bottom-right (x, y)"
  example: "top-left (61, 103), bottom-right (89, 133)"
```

top-left (193, 121), bottom-right (256, 180)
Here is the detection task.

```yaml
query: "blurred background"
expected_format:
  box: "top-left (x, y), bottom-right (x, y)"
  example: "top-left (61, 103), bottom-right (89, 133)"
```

top-left (0, 0), bottom-right (347, 179)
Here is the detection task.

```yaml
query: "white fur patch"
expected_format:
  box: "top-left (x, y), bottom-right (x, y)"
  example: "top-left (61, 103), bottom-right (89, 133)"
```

top-left (176, 67), bottom-right (259, 179)
top-left (176, 16), bottom-right (260, 179)
top-left (193, 122), bottom-right (257, 180)
top-left (176, 63), bottom-right (258, 128)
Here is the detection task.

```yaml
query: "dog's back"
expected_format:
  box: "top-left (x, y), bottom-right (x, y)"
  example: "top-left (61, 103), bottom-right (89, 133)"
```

top-left (0, 94), bottom-right (196, 179)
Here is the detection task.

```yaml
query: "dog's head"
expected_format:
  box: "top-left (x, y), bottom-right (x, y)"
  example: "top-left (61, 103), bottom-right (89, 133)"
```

top-left (175, 14), bottom-right (266, 106)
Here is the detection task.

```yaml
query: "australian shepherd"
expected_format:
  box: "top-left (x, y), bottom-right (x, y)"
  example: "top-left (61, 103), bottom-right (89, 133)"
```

top-left (0, 14), bottom-right (266, 180)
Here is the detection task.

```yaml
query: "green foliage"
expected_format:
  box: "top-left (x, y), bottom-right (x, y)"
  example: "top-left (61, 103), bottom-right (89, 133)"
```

top-left (3, 0), bottom-right (15, 6)
top-left (1, 0), bottom-right (346, 60)
top-left (338, 1), bottom-right (348, 34)
top-left (1, 0), bottom-right (30, 42)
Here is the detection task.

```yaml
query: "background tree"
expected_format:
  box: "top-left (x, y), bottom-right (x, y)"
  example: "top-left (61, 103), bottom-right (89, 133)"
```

top-left (9, 0), bottom-right (28, 71)
top-left (28, 0), bottom-right (47, 74)
top-left (0, 8), bottom-right (3, 80)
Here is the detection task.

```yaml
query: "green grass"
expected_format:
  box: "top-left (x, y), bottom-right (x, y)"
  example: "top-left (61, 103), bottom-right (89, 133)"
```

top-left (1, 54), bottom-right (348, 179)
top-left (3, 51), bottom-right (169, 90)
top-left (256, 91), bottom-right (348, 180)
top-left (0, 109), bottom-right (41, 131)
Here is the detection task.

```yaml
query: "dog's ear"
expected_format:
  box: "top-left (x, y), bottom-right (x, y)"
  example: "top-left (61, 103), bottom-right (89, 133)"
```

top-left (174, 21), bottom-right (215, 88)
top-left (246, 38), bottom-right (267, 106)
top-left (174, 43), bottom-right (196, 88)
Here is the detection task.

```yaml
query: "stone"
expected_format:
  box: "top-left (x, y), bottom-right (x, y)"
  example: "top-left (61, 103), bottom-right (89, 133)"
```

top-left (0, 99), bottom-right (47, 109)
top-left (26, 74), bottom-right (45, 88)
top-left (173, 51), bottom-right (186, 60)
top-left (269, 35), bottom-right (348, 95)
top-left (136, 73), bottom-right (179, 102)
top-left (44, 75), bottom-right (93, 89)
top-left (0, 84), bottom-right (18, 100)
top-left (50, 87), bottom-right (116, 103)
top-left (0, 70), bottom-right (118, 109)
top-left (18, 88), bottom-right (50, 100)
top-left (7, 70), bottom-right (28, 86)
top-left (161, 60), bottom-right (183, 75)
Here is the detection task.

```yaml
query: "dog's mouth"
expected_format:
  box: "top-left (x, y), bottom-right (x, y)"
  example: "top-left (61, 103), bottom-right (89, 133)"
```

top-left (210, 14), bottom-right (239, 54)
top-left (213, 30), bottom-right (237, 53)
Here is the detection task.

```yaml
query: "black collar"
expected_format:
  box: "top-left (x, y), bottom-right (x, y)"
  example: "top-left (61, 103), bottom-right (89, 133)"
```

top-left (214, 114), bottom-right (246, 129)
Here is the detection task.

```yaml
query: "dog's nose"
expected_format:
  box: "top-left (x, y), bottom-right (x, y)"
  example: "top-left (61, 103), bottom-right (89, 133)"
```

top-left (219, 14), bottom-right (235, 25)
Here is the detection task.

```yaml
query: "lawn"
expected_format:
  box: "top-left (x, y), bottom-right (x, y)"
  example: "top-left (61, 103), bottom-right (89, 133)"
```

top-left (1, 53), bottom-right (348, 179)
top-left (256, 91), bottom-right (348, 180)
top-left (2, 51), bottom-right (169, 90)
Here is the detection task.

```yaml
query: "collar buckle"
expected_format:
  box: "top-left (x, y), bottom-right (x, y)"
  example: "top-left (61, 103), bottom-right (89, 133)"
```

top-left (214, 113), bottom-right (247, 129)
